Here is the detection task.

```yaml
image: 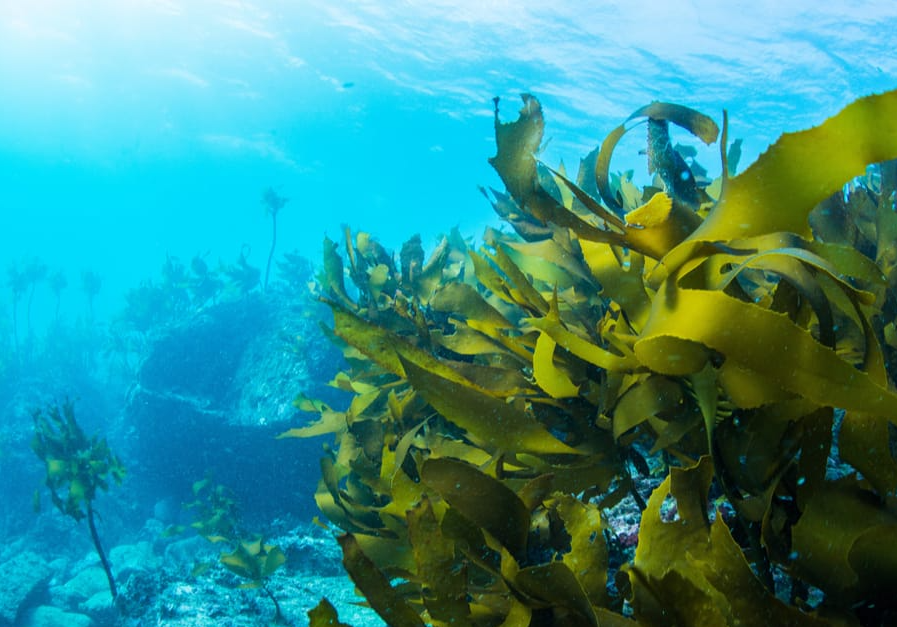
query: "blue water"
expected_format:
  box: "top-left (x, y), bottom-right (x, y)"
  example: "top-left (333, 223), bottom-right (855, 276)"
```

top-left (3, 3), bottom-right (897, 624)
top-left (2, 1), bottom-right (897, 327)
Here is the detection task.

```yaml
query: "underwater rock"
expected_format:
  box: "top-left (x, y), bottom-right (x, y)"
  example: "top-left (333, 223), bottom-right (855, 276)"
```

top-left (0, 550), bottom-right (52, 627)
top-left (123, 292), bottom-right (345, 524)
top-left (109, 540), bottom-right (159, 580)
top-left (163, 535), bottom-right (216, 569)
top-left (129, 292), bottom-right (341, 428)
top-left (53, 566), bottom-right (109, 608)
top-left (18, 606), bottom-right (92, 627)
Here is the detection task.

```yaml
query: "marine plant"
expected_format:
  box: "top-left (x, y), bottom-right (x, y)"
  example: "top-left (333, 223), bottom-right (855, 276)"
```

top-left (224, 244), bottom-right (262, 295)
top-left (5, 260), bottom-right (28, 358)
top-left (290, 90), bottom-right (897, 626)
top-left (48, 268), bottom-right (68, 323)
top-left (165, 476), bottom-right (241, 541)
top-left (81, 269), bottom-right (102, 319)
top-left (276, 249), bottom-right (314, 294)
top-left (171, 476), bottom-right (288, 624)
top-left (31, 399), bottom-right (126, 600)
top-left (262, 187), bottom-right (289, 292)
top-left (22, 257), bottom-right (47, 339)
top-left (219, 537), bottom-right (288, 624)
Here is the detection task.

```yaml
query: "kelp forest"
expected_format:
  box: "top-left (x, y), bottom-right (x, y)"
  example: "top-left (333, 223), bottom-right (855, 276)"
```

top-left (293, 91), bottom-right (897, 626)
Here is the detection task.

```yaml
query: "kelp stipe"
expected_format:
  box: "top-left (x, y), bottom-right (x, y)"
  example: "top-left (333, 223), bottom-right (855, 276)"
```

top-left (262, 187), bottom-right (289, 292)
top-left (286, 91), bottom-right (897, 626)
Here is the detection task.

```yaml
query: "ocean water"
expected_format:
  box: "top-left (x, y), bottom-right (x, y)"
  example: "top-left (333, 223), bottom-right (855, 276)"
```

top-left (2, 1), bottom-right (897, 625)
top-left (3, 1), bottom-right (897, 323)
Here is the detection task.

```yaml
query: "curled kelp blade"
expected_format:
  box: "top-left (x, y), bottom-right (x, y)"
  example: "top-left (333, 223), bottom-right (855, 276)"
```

top-left (688, 90), bottom-right (897, 245)
top-left (595, 102), bottom-right (719, 214)
top-left (490, 94), bottom-right (624, 245)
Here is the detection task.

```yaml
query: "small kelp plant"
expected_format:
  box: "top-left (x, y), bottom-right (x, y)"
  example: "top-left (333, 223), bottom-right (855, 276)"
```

top-left (289, 90), bottom-right (897, 626)
top-left (32, 399), bottom-right (125, 600)
top-left (171, 477), bottom-right (288, 624)
top-left (220, 537), bottom-right (288, 624)
top-left (262, 186), bottom-right (290, 292)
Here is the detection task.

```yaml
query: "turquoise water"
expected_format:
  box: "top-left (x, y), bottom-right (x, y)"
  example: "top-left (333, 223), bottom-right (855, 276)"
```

top-left (3, 3), bottom-right (897, 624)
top-left (3, 1), bottom-right (897, 325)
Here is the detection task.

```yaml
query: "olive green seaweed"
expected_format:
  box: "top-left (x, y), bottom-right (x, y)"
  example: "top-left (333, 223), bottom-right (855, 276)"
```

top-left (286, 89), bottom-right (897, 625)
top-left (31, 399), bottom-right (125, 600)
top-left (171, 476), bottom-right (289, 624)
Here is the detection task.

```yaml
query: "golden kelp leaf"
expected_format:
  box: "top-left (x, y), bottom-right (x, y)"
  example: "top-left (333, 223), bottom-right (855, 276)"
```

top-left (480, 185), bottom-right (555, 241)
top-left (546, 163), bottom-right (627, 234)
top-left (277, 407), bottom-right (347, 439)
top-left (625, 191), bottom-right (672, 228)
top-left (553, 494), bottom-right (608, 609)
top-left (578, 241), bottom-right (652, 329)
top-left (490, 95), bottom-right (612, 243)
top-left (331, 305), bottom-right (478, 391)
top-left (416, 235), bottom-right (452, 300)
top-left (338, 533), bottom-right (426, 627)
top-left (527, 315), bottom-right (637, 372)
top-left (626, 457), bottom-right (832, 627)
top-left (790, 478), bottom-right (897, 605)
top-left (624, 193), bottom-right (702, 260)
top-left (308, 598), bottom-right (355, 627)
top-left (631, 102), bottom-right (720, 145)
top-left (611, 375), bottom-right (684, 440)
top-left (839, 412), bottom-right (897, 510)
top-left (407, 496), bottom-right (471, 623)
top-left (635, 287), bottom-right (897, 415)
top-left (262, 544), bottom-right (286, 578)
top-left (690, 90), bottom-right (897, 243)
top-left (401, 357), bottom-right (580, 456)
top-left (716, 360), bottom-right (793, 408)
top-left (322, 236), bottom-right (353, 308)
top-left (489, 94), bottom-right (542, 203)
top-left (596, 102), bottom-right (717, 217)
top-left (367, 263), bottom-right (391, 302)
top-left (513, 561), bottom-right (598, 626)
top-left (486, 245), bottom-right (550, 315)
top-left (220, 547), bottom-right (256, 581)
top-left (421, 457), bottom-right (530, 562)
top-left (430, 282), bottom-right (513, 330)
top-left (501, 238), bottom-right (594, 290)
top-left (533, 331), bottom-right (580, 398)
top-left (515, 452), bottom-right (621, 503)
top-left (353, 533), bottom-right (416, 575)
top-left (848, 525), bottom-right (897, 603)
top-left (432, 325), bottom-right (508, 357)
top-left (517, 474), bottom-right (555, 511)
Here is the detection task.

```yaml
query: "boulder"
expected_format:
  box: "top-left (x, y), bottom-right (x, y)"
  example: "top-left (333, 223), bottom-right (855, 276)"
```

top-left (123, 292), bottom-right (346, 524)
top-left (0, 550), bottom-right (51, 627)
top-left (110, 541), bottom-right (159, 579)
top-left (19, 606), bottom-right (92, 627)
top-left (53, 566), bottom-right (108, 607)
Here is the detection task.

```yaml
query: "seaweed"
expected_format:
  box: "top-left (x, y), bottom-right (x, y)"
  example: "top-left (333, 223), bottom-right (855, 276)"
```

top-left (262, 187), bottom-right (289, 292)
top-left (31, 399), bottom-right (125, 600)
top-left (171, 476), bottom-right (288, 624)
top-left (81, 270), bottom-right (102, 319)
top-left (286, 90), bottom-right (897, 625)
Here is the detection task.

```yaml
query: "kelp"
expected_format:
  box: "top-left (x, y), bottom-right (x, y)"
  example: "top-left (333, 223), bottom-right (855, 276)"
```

top-left (32, 400), bottom-right (126, 600)
top-left (286, 90), bottom-right (897, 626)
top-left (169, 476), bottom-right (289, 623)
